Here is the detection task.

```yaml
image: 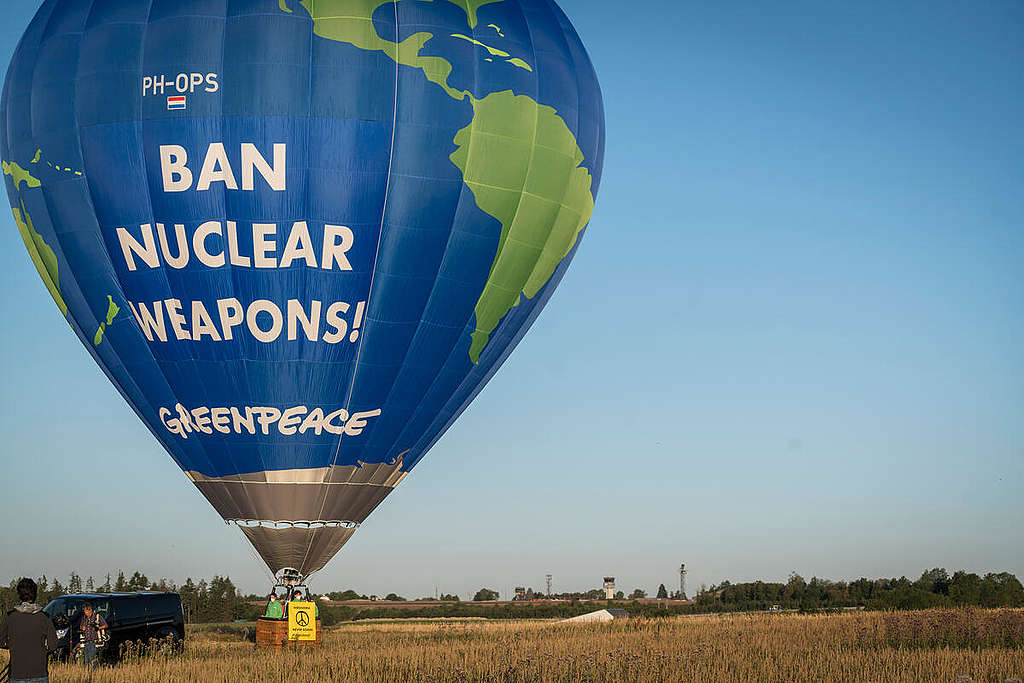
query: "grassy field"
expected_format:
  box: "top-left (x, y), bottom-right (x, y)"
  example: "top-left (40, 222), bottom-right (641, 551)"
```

top-left (3, 608), bottom-right (1022, 682)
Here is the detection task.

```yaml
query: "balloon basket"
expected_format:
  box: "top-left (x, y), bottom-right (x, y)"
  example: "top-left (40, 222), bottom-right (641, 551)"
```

top-left (255, 617), bottom-right (323, 649)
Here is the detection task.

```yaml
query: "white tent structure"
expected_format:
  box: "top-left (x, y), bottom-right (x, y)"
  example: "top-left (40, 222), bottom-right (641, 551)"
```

top-left (562, 608), bottom-right (629, 623)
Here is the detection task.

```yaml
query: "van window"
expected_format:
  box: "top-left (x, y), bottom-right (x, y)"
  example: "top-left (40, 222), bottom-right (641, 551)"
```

top-left (69, 599), bottom-right (110, 622)
top-left (146, 594), bottom-right (181, 618)
top-left (60, 600), bottom-right (82, 619)
top-left (113, 597), bottom-right (145, 621)
top-left (90, 599), bottom-right (110, 620)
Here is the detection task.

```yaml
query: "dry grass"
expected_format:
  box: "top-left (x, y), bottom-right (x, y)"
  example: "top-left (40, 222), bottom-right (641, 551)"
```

top-left (3, 608), bottom-right (1021, 682)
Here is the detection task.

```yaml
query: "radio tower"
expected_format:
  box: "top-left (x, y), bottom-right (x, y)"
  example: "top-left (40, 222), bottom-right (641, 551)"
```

top-left (545, 574), bottom-right (552, 598)
top-left (679, 564), bottom-right (688, 600)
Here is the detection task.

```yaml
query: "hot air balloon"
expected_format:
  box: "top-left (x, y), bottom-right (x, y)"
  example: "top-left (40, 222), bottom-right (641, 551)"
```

top-left (2, 0), bottom-right (604, 584)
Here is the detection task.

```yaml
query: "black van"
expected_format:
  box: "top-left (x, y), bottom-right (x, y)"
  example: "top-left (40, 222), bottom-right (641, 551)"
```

top-left (42, 592), bottom-right (184, 661)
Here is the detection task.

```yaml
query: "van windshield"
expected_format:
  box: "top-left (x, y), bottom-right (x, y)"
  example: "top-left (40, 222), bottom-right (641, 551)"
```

top-left (43, 598), bottom-right (83, 619)
top-left (42, 598), bottom-right (67, 618)
top-left (42, 598), bottom-right (110, 622)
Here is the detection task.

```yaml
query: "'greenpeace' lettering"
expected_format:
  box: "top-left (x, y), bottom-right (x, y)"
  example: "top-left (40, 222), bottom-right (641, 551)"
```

top-left (159, 404), bottom-right (382, 439)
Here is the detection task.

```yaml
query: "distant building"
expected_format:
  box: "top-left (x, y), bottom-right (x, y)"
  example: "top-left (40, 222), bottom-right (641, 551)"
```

top-left (514, 587), bottom-right (526, 601)
top-left (603, 577), bottom-right (615, 600)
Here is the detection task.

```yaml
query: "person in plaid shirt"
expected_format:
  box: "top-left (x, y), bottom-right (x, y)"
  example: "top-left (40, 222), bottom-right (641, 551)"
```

top-left (75, 603), bottom-right (107, 667)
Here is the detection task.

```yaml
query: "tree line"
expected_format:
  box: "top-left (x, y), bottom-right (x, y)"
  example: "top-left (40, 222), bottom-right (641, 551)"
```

top-left (693, 568), bottom-right (1024, 612)
top-left (1, 571), bottom-right (256, 624)
top-left (4, 567), bottom-right (1021, 624)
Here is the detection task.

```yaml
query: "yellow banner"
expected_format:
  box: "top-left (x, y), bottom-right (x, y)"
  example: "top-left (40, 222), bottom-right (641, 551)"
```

top-left (287, 601), bottom-right (316, 641)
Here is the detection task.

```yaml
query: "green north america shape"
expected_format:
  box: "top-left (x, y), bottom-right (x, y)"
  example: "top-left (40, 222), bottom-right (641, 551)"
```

top-left (294, 0), bottom-right (596, 363)
top-left (292, 0), bottom-right (501, 30)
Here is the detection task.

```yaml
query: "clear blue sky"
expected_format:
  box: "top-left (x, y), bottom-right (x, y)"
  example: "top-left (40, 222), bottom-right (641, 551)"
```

top-left (1, 1), bottom-right (1021, 599)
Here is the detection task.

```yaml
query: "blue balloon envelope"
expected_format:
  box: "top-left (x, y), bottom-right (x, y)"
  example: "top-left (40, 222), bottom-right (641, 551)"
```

top-left (2, 0), bottom-right (604, 577)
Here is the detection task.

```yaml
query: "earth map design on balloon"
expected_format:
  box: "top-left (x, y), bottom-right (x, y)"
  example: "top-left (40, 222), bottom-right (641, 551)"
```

top-left (2, 0), bottom-right (604, 576)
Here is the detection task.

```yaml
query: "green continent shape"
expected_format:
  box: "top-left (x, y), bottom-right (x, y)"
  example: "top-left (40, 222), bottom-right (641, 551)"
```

top-left (95, 295), bottom-right (120, 345)
top-left (505, 57), bottom-right (531, 72)
top-left (279, 0), bottom-right (294, 12)
top-left (12, 200), bottom-right (67, 316)
top-left (442, 0), bottom-right (504, 28)
top-left (418, 0), bottom-right (505, 28)
top-left (450, 91), bottom-right (595, 363)
top-left (451, 33), bottom-right (509, 57)
top-left (3, 161), bottom-right (41, 190)
top-left (105, 294), bottom-right (120, 325)
top-left (299, 0), bottom-right (467, 99)
top-left (451, 34), bottom-right (532, 71)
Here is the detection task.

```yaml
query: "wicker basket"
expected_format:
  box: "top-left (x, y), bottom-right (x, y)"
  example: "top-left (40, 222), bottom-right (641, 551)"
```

top-left (255, 617), bottom-right (322, 648)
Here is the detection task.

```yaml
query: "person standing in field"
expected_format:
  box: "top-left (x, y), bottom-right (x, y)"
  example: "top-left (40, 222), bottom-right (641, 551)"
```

top-left (264, 593), bottom-right (283, 619)
top-left (0, 577), bottom-right (58, 683)
top-left (75, 602), bottom-right (107, 667)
